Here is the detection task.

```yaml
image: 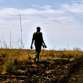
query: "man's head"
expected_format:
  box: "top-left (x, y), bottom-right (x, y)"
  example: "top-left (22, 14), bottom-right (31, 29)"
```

top-left (36, 27), bottom-right (41, 32)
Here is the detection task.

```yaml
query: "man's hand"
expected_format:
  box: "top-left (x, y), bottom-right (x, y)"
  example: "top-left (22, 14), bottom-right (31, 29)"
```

top-left (42, 43), bottom-right (47, 48)
top-left (44, 44), bottom-right (47, 48)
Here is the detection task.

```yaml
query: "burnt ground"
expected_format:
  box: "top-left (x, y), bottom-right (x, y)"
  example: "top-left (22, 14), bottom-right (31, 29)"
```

top-left (0, 57), bottom-right (82, 83)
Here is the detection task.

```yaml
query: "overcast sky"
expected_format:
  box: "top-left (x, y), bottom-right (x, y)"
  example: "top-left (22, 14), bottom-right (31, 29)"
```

top-left (0, 0), bottom-right (83, 50)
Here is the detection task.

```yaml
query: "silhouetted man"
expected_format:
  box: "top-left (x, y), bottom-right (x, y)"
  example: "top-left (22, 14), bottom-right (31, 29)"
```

top-left (30, 27), bottom-right (47, 62)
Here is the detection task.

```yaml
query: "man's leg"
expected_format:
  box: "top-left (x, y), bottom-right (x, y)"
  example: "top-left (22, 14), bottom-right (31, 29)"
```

top-left (35, 50), bottom-right (41, 62)
top-left (36, 51), bottom-right (40, 62)
top-left (35, 46), bottom-right (41, 62)
top-left (34, 51), bottom-right (39, 62)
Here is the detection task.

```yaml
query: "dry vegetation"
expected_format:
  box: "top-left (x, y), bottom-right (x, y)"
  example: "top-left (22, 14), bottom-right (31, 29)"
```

top-left (0, 48), bottom-right (83, 83)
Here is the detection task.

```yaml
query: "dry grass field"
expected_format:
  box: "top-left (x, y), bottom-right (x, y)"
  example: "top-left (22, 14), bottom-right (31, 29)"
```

top-left (0, 48), bottom-right (83, 83)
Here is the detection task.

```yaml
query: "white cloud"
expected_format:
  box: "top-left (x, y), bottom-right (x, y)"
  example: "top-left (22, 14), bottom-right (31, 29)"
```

top-left (0, 3), bottom-right (83, 49)
top-left (62, 3), bottom-right (83, 14)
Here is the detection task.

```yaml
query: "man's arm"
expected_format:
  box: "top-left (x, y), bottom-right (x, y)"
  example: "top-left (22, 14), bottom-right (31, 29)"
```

top-left (41, 33), bottom-right (47, 48)
top-left (30, 39), bottom-right (34, 49)
top-left (30, 33), bottom-right (35, 49)
top-left (42, 41), bottom-right (47, 48)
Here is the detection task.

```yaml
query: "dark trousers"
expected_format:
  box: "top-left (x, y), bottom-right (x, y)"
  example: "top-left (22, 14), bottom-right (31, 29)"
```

top-left (35, 46), bottom-right (41, 62)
